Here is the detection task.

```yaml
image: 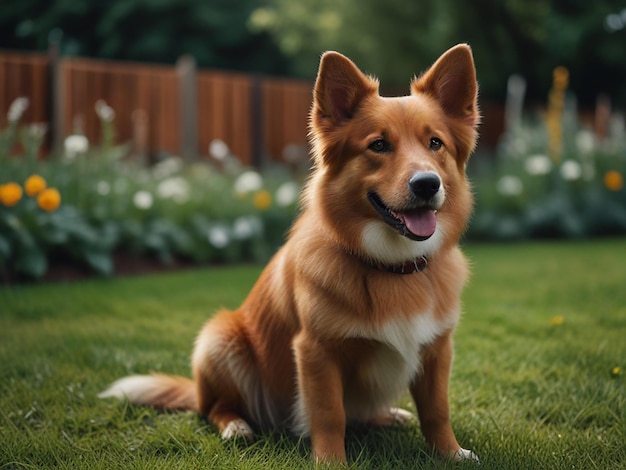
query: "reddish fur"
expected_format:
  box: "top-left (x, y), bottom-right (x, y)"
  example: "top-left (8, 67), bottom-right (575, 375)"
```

top-left (101, 44), bottom-right (480, 465)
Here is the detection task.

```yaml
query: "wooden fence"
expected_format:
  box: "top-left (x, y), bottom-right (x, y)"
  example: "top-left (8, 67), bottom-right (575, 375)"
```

top-left (0, 51), bottom-right (50, 127)
top-left (0, 49), bottom-right (313, 166)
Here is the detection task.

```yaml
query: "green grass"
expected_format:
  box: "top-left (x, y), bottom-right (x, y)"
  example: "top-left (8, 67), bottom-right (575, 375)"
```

top-left (1, 240), bottom-right (625, 469)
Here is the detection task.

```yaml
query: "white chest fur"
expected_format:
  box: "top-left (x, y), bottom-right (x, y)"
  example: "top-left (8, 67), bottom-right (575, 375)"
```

top-left (343, 309), bottom-right (458, 421)
top-left (373, 310), bottom-right (452, 363)
top-left (292, 309), bottom-right (460, 434)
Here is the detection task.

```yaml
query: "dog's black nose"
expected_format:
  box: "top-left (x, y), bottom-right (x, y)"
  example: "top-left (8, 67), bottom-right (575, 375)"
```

top-left (408, 172), bottom-right (441, 200)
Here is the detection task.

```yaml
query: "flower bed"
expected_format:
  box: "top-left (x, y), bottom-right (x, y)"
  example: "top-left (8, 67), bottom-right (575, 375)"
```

top-left (469, 120), bottom-right (626, 240)
top-left (2, 96), bottom-right (625, 280)
top-left (0, 99), bottom-right (301, 280)
top-left (1, 151), bottom-right (301, 280)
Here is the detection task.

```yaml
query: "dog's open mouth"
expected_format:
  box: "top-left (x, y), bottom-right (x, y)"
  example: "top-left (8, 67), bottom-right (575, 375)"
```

top-left (367, 192), bottom-right (437, 241)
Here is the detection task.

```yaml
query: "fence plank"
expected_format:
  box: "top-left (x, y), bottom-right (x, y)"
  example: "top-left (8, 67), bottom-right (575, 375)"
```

top-left (261, 78), bottom-right (311, 162)
top-left (0, 51), bottom-right (49, 127)
top-left (0, 50), bottom-right (314, 165)
top-left (197, 71), bottom-right (254, 165)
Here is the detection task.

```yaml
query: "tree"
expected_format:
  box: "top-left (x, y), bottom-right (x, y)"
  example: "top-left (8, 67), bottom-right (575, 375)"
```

top-left (250, 0), bottom-right (626, 107)
top-left (2, 0), bottom-right (626, 106)
top-left (0, 0), bottom-right (291, 75)
top-left (248, 0), bottom-right (453, 86)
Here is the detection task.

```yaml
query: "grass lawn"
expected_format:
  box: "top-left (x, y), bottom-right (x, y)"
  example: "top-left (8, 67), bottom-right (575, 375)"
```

top-left (1, 240), bottom-right (625, 469)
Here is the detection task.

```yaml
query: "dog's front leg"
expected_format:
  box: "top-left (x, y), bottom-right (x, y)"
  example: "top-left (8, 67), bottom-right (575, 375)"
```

top-left (410, 332), bottom-right (473, 461)
top-left (293, 331), bottom-right (347, 464)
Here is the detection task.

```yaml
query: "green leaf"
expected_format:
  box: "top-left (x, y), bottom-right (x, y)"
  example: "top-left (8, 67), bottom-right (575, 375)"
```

top-left (15, 248), bottom-right (48, 279)
top-left (38, 218), bottom-right (69, 245)
top-left (14, 224), bottom-right (36, 250)
top-left (0, 234), bottom-right (11, 262)
top-left (91, 220), bottom-right (120, 250)
top-left (83, 251), bottom-right (113, 277)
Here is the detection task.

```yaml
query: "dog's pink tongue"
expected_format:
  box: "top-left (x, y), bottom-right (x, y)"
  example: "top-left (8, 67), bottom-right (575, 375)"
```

top-left (402, 209), bottom-right (437, 238)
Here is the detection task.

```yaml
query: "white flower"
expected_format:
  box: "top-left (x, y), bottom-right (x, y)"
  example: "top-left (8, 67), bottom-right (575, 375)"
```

top-left (496, 175), bottom-right (523, 196)
top-left (234, 170), bottom-right (263, 194)
top-left (7, 97), bottom-right (29, 122)
top-left (26, 123), bottom-right (47, 139)
top-left (232, 216), bottom-right (263, 240)
top-left (575, 130), bottom-right (595, 154)
top-left (560, 160), bottom-right (582, 181)
top-left (209, 139), bottom-right (230, 160)
top-left (152, 157), bottom-right (183, 179)
top-left (96, 181), bottom-right (111, 196)
top-left (524, 154), bottom-right (552, 175)
top-left (95, 99), bottom-right (115, 122)
top-left (64, 134), bottom-right (89, 159)
top-left (157, 176), bottom-right (190, 203)
top-left (133, 190), bottom-right (153, 210)
top-left (275, 181), bottom-right (299, 207)
top-left (208, 225), bottom-right (230, 248)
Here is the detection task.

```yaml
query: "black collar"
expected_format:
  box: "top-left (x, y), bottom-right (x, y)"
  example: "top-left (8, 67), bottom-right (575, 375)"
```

top-left (368, 255), bottom-right (428, 274)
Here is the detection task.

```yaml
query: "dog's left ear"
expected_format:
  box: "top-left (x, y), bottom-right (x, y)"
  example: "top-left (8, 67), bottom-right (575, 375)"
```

top-left (412, 44), bottom-right (479, 127)
top-left (313, 51), bottom-right (379, 125)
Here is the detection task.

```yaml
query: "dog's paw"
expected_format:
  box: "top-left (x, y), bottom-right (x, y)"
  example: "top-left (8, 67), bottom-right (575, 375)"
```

top-left (221, 419), bottom-right (254, 440)
top-left (369, 407), bottom-right (415, 427)
top-left (452, 448), bottom-right (479, 463)
top-left (388, 407), bottom-right (415, 426)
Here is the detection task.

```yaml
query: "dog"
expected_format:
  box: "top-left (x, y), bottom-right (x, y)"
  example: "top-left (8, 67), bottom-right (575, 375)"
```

top-left (100, 44), bottom-right (480, 464)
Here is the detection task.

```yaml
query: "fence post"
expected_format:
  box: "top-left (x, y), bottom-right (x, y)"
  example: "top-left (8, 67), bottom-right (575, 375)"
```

top-left (132, 109), bottom-right (148, 164)
top-left (250, 75), bottom-right (264, 169)
top-left (504, 74), bottom-right (526, 133)
top-left (177, 54), bottom-right (197, 160)
top-left (48, 29), bottom-right (64, 157)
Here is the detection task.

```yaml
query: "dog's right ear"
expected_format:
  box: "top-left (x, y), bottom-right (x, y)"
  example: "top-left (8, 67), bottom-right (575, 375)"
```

top-left (312, 52), bottom-right (379, 126)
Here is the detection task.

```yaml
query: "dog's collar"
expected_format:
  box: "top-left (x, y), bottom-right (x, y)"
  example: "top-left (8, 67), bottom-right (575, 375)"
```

top-left (368, 255), bottom-right (428, 274)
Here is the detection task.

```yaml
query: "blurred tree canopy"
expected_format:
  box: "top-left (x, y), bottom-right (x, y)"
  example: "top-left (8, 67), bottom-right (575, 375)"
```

top-left (0, 0), bottom-right (290, 75)
top-left (249, 0), bottom-right (626, 107)
top-left (2, 0), bottom-right (625, 107)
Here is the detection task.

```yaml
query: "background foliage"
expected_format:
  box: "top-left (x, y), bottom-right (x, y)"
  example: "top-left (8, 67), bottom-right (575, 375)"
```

top-left (469, 120), bottom-right (626, 240)
top-left (1, 91), bottom-right (625, 280)
top-left (1, 0), bottom-right (626, 106)
top-left (0, 0), bottom-right (290, 75)
top-left (0, 106), bottom-right (301, 280)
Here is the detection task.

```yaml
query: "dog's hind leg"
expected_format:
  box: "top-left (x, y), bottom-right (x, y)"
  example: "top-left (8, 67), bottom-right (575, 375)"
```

top-left (192, 310), bottom-right (256, 440)
top-left (194, 368), bottom-right (254, 440)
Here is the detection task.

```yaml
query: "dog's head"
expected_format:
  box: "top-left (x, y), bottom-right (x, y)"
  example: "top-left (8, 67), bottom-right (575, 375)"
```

top-left (307, 45), bottom-right (479, 265)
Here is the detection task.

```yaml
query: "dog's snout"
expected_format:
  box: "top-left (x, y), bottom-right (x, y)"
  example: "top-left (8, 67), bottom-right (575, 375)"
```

top-left (408, 172), bottom-right (441, 200)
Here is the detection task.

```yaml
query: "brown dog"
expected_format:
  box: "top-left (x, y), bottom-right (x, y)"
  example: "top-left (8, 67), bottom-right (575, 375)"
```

top-left (100, 44), bottom-right (480, 464)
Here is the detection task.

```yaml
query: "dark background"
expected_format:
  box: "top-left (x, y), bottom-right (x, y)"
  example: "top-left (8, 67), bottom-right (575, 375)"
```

top-left (2, 0), bottom-right (626, 109)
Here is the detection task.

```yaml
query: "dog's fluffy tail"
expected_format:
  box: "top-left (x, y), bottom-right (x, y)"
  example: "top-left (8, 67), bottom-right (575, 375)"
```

top-left (99, 374), bottom-right (198, 412)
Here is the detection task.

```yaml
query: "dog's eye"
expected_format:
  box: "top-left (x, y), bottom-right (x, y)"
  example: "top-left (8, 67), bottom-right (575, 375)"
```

top-left (368, 139), bottom-right (391, 153)
top-left (429, 137), bottom-right (443, 151)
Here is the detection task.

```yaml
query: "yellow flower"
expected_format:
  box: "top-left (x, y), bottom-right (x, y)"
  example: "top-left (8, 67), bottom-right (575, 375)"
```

top-left (37, 188), bottom-right (61, 212)
top-left (253, 190), bottom-right (272, 210)
top-left (552, 66), bottom-right (569, 90)
top-left (25, 174), bottom-right (47, 196)
top-left (604, 170), bottom-right (623, 192)
top-left (0, 182), bottom-right (23, 207)
top-left (550, 315), bottom-right (565, 326)
top-left (611, 367), bottom-right (621, 378)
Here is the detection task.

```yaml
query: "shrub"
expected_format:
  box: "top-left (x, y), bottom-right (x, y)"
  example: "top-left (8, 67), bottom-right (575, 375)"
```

top-left (0, 99), bottom-right (301, 280)
top-left (468, 116), bottom-right (626, 240)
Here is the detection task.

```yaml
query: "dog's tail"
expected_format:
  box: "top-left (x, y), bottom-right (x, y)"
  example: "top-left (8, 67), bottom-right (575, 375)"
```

top-left (99, 374), bottom-right (198, 412)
